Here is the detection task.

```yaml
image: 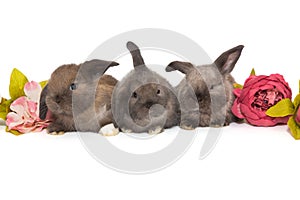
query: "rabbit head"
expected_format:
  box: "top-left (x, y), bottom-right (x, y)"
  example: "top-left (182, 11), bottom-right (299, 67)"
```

top-left (112, 42), bottom-right (180, 134)
top-left (166, 45), bottom-right (244, 129)
top-left (39, 59), bottom-right (119, 133)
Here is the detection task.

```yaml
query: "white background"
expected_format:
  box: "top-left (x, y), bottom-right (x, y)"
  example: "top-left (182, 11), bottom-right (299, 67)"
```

top-left (0, 0), bottom-right (300, 199)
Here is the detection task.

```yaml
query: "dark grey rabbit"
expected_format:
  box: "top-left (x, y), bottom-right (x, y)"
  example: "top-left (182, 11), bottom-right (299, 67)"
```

top-left (39, 59), bottom-right (119, 134)
top-left (112, 41), bottom-right (180, 134)
top-left (166, 45), bottom-right (244, 130)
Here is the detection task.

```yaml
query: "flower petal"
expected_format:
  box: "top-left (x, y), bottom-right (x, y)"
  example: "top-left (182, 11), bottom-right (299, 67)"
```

top-left (11, 124), bottom-right (35, 134)
top-left (271, 115), bottom-right (290, 125)
top-left (26, 100), bottom-right (38, 119)
top-left (244, 75), bottom-right (267, 87)
top-left (231, 99), bottom-right (244, 119)
top-left (24, 81), bottom-right (42, 102)
top-left (246, 117), bottom-right (276, 126)
top-left (295, 106), bottom-right (300, 125)
top-left (240, 104), bottom-right (260, 120)
top-left (10, 97), bottom-right (27, 114)
top-left (6, 112), bottom-right (24, 130)
top-left (233, 88), bottom-right (242, 97)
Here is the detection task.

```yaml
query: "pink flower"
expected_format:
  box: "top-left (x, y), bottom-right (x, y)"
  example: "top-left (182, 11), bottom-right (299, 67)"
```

top-left (6, 81), bottom-right (51, 134)
top-left (24, 80), bottom-right (42, 102)
top-left (296, 106), bottom-right (300, 125)
top-left (232, 74), bottom-right (292, 126)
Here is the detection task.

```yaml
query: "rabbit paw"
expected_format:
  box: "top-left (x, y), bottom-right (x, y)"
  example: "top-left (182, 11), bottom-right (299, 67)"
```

top-left (48, 131), bottom-right (65, 135)
top-left (180, 124), bottom-right (196, 130)
top-left (210, 121), bottom-right (225, 128)
top-left (100, 123), bottom-right (119, 136)
top-left (121, 128), bottom-right (132, 133)
top-left (211, 121), bottom-right (230, 127)
top-left (223, 120), bottom-right (230, 126)
top-left (210, 124), bottom-right (222, 128)
top-left (47, 123), bottom-right (68, 135)
top-left (148, 127), bottom-right (163, 135)
top-left (180, 119), bottom-right (197, 130)
top-left (180, 115), bottom-right (198, 130)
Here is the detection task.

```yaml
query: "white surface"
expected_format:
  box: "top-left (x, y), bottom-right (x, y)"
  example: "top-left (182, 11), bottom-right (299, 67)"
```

top-left (0, 0), bottom-right (300, 200)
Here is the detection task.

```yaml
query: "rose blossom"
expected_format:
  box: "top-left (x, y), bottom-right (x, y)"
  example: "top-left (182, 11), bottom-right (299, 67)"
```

top-left (232, 74), bottom-right (292, 126)
top-left (6, 81), bottom-right (51, 134)
top-left (296, 106), bottom-right (300, 125)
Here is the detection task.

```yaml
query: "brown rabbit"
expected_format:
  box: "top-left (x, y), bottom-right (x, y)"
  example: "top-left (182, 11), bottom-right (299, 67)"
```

top-left (111, 41), bottom-right (180, 134)
top-left (166, 45), bottom-right (244, 130)
top-left (39, 59), bottom-right (119, 134)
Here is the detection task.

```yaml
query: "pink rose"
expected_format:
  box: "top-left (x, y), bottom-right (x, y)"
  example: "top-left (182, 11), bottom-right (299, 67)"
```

top-left (232, 74), bottom-right (292, 126)
top-left (296, 106), bottom-right (300, 125)
top-left (6, 81), bottom-right (51, 134)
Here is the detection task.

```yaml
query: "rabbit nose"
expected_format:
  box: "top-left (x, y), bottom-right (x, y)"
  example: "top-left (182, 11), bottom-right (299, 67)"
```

top-left (145, 101), bottom-right (153, 109)
top-left (55, 95), bottom-right (61, 104)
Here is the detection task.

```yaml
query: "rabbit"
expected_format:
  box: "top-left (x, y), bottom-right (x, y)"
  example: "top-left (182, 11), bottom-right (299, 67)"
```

top-left (165, 45), bottom-right (244, 130)
top-left (111, 41), bottom-right (180, 134)
top-left (39, 59), bottom-right (119, 134)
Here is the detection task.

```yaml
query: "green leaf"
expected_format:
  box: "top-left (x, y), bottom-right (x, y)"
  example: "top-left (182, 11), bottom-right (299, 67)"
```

top-left (250, 68), bottom-right (256, 76)
top-left (9, 68), bottom-right (28, 100)
top-left (233, 83), bottom-right (243, 89)
top-left (39, 80), bottom-right (48, 89)
top-left (5, 126), bottom-right (22, 136)
top-left (0, 99), bottom-right (13, 120)
top-left (0, 103), bottom-right (5, 113)
top-left (266, 98), bottom-right (295, 117)
top-left (288, 117), bottom-right (300, 140)
top-left (1, 97), bottom-right (7, 103)
top-left (0, 112), bottom-right (7, 120)
top-left (294, 94), bottom-right (300, 108)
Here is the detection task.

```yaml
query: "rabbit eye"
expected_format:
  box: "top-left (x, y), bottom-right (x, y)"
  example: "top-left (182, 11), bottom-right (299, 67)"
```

top-left (132, 92), bottom-right (137, 98)
top-left (157, 89), bottom-right (161, 94)
top-left (210, 85), bottom-right (215, 90)
top-left (69, 83), bottom-right (77, 91)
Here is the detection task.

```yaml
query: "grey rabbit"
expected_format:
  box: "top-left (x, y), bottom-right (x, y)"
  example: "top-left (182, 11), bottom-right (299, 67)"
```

top-left (111, 41), bottom-right (180, 134)
top-left (166, 45), bottom-right (244, 130)
top-left (39, 59), bottom-right (119, 134)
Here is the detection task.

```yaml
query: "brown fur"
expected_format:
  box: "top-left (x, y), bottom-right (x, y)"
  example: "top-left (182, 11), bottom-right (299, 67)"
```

top-left (39, 60), bottom-right (119, 133)
top-left (166, 45), bottom-right (244, 129)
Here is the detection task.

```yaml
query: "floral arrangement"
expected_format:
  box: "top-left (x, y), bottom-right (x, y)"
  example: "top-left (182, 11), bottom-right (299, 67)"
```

top-left (0, 68), bottom-right (299, 140)
top-left (232, 69), bottom-right (299, 139)
top-left (0, 68), bottom-right (50, 135)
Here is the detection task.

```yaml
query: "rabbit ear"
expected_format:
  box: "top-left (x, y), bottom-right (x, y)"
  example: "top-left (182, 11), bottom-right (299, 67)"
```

top-left (80, 59), bottom-right (119, 80)
top-left (214, 45), bottom-right (244, 74)
top-left (165, 61), bottom-right (194, 75)
top-left (126, 41), bottom-right (145, 69)
top-left (39, 84), bottom-right (48, 120)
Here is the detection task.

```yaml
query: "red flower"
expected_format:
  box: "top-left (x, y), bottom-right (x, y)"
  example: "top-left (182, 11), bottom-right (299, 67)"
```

top-left (296, 106), bottom-right (300, 125)
top-left (232, 74), bottom-right (292, 126)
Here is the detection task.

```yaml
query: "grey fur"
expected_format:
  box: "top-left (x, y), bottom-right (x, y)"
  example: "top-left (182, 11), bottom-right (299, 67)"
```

top-left (166, 45), bottom-right (244, 129)
top-left (112, 41), bottom-right (180, 134)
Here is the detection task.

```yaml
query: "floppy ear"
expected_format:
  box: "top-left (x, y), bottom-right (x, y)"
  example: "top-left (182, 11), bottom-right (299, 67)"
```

top-left (80, 59), bottom-right (119, 80)
top-left (39, 84), bottom-right (48, 120)
top-left (126, 41), bottom-right (145, 69)
top-left (214, 45), bottom-right (244, 74)
top-left (165, 61), bottom-right (194, 75)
